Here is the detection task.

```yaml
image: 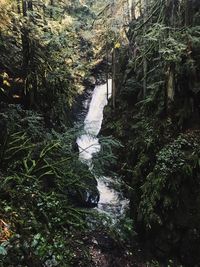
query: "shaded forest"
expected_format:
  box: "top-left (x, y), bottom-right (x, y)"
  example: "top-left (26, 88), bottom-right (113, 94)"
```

top-left (0, 0), bottom-right (200, 266)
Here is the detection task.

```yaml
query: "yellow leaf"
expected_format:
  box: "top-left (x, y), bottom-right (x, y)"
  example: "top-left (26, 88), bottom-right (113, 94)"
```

top-left (3, 80), bottom-right (10, 87)
top-left (115, 42), bottom-right (121, 49)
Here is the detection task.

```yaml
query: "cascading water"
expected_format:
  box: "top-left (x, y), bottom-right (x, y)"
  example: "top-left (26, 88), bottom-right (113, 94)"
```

top-left (77, 79), bottom-right (128, 217)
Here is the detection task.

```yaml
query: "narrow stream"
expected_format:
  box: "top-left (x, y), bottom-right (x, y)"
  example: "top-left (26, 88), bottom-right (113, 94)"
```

top-left (77, 79), bottom-right (128, 218)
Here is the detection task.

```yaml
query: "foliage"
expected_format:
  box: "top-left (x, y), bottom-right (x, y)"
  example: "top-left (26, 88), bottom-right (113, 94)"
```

top-left (0, 0), bottom-right (97, 126)
top-left (0, 116), bottom-right (100, 266)
top-left (102, 0), bottom-right (200, 265)
top-left (140, 132), bottom-right (200, 226)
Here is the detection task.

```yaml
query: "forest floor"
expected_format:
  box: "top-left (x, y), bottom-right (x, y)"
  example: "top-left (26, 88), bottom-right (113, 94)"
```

top-left (79, 229), bottom-right (148, 267)
top-left (89, 240), bottom-right (145, 267)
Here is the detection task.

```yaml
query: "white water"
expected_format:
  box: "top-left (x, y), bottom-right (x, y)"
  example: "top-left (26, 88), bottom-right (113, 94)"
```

top-left (77, 80), bottom-right (112, 163)
top-left (77, 79), bottom-right (128, 216)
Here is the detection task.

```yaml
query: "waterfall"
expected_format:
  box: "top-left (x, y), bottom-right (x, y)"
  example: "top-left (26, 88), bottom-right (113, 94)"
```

top-left (77, 80), bottom-right (112, 162)
top-left (77, 79), bottom-right (128, 217)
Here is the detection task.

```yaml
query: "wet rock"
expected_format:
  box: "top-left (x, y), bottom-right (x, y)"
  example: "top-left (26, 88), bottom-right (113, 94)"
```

top-left (84, 189), bottom-right (100, 208)
top-left (70, 184), bottom-right (100, 208)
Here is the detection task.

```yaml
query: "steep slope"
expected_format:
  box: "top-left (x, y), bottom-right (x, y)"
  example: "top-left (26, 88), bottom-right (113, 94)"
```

top-left (103, 1), bottom-right (200, 265)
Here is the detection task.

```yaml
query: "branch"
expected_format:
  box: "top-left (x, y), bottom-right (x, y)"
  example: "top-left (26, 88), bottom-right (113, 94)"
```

top-left (92, 4), bottom-right (111, 27)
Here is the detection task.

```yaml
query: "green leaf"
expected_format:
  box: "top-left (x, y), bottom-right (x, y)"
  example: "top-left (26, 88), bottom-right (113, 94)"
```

top-left (0, 245), bottom-right (7, 256)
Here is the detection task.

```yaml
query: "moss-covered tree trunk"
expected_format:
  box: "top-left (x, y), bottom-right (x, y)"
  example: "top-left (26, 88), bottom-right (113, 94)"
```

top-left (17, 0), bottom-right (21, 14)
top-left (21, 0), bottom-right (37, 107)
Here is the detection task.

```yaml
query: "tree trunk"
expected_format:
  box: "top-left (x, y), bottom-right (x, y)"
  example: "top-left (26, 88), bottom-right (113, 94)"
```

top-left (131, 0), bottom-right (136, 20)
top-left (143, 57), bottom-right (147, 98)
top-left (143, 0), bottom-right (148, 98)
top-left (21, 0), bottom-right (37, 106)
top-left (166, 63), bottom-right (175, 112)
top-left (165, 0), bottom-right (179, 26)
top-left (184, 0), bottom-right (193, 26)
top-left (17, 0), bottom-right (21, 14)
top-left (126, 0), bottom-right (131, 23)
top-left (27, 0), bottom-right (33, 11)
top-left (22, 0), bottom-right (29, 74)
top-left (106, 41), bottom-right (109, 101)
top-left (164, 1), bottom-right (178, 113)
top-left (50, 0), bottom-right (54, 18)
top-left (112, 49), bottom-right (116, 109)
top-left (22, 0), bottom-right (27, 16)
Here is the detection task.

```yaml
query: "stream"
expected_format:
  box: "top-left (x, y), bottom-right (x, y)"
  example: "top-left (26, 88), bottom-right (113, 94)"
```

top-left (76, 79), bottom-right (128, 218)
